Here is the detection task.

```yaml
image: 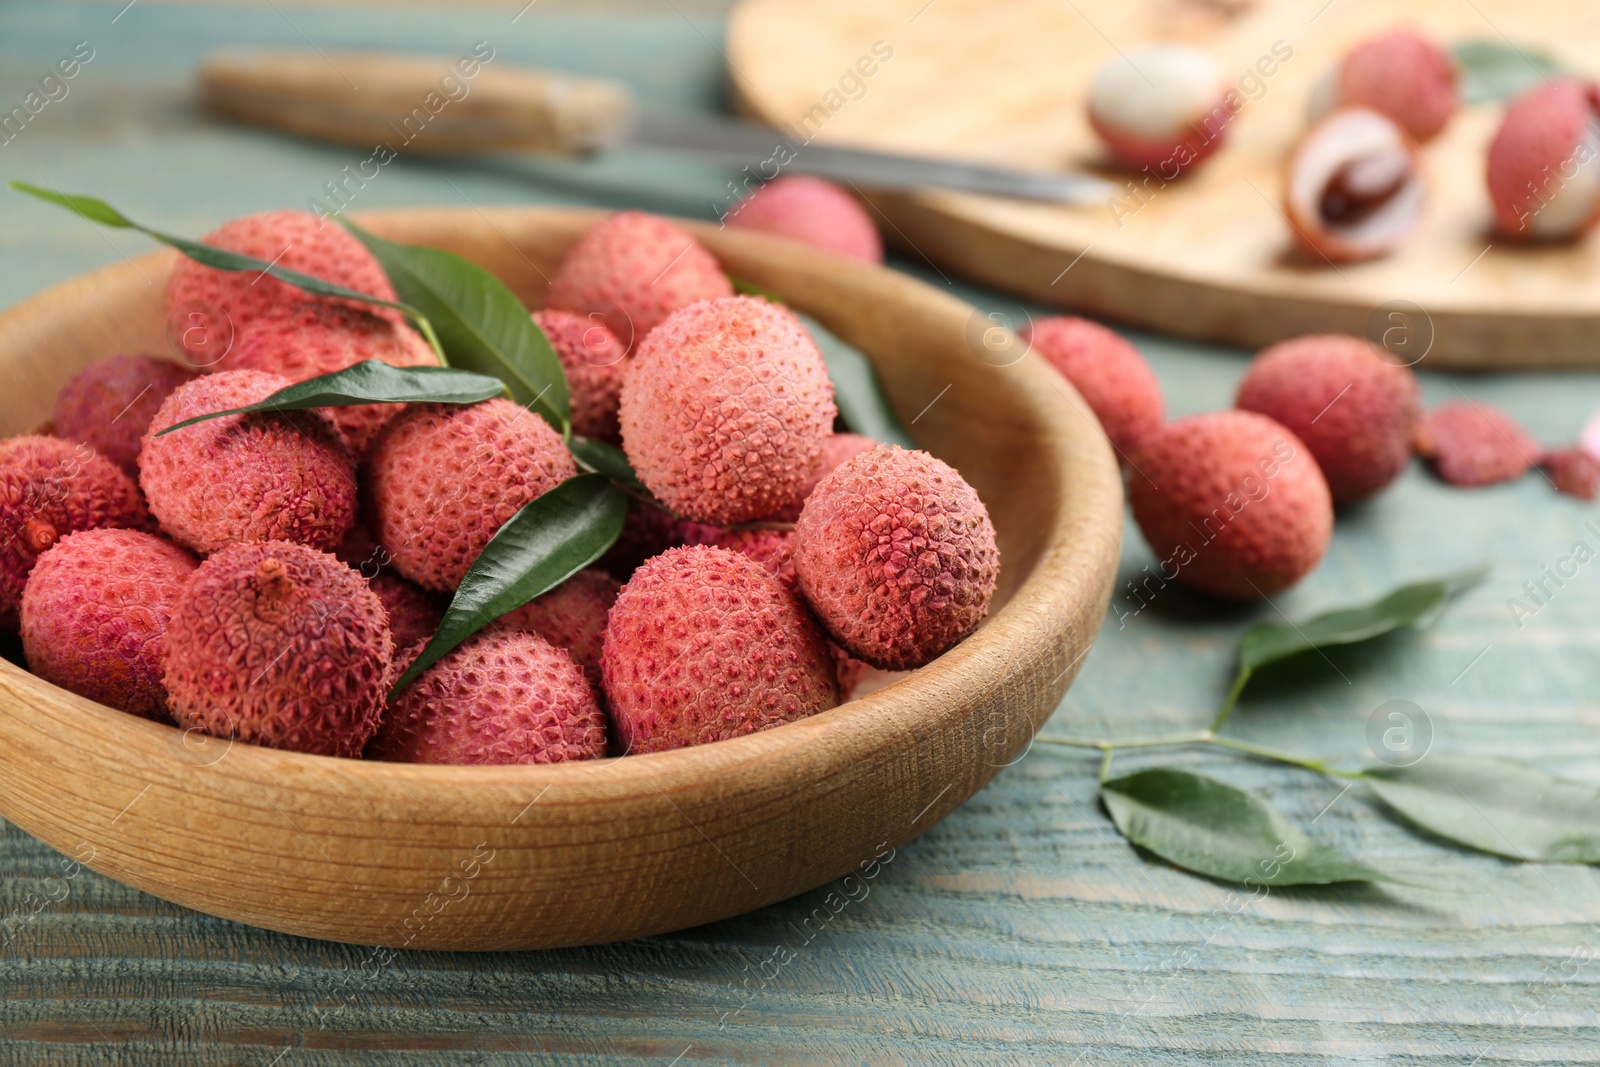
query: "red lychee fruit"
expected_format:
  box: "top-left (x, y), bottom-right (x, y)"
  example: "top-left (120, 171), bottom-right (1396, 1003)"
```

top-left (602, 545), bottom-right (838, 754)
top-left (545, 211), bottom-right (733, 351)
top-left (1, 434), bottom-right (150, 633)
top-left (1128, 411), bottom-right (1332, 599)
top-left (139, 369), bottom-right (357, 555)
top-left (1235, 334), bottom-right (1418, 503)
top-left (620, 296), bottom-right (835, 526)
top-left (770, 431), bottom-right (879, 522)
top-left (1088, 44), bottom-right (1231, 172)
top-left (164, 210), bottom-right (401, 366)
top-left (1313, 28), bottom-right (1458, 143)
top-left (1486, 78), bottom-right (1600, 241)
top-left (1414, 401), bottom-right (1539, 487)
top-left (499, 568), bottom-right (619, 689)
top-left (597, 503), bottom-right (691, 581)
top-left (726, 176), bottom-right (884, 263)
top-left (365, 398), bottom-right (577, 591)
top-left (20, 528), bottom-right (197, 720)
top-left (371, 572), bottom-right (443, 650)
top-left (702, 526), bottom-right (797, 591)
top-left (1286, 107), bottom-right (1426, 264)
top-left (794, 445), bottom-right (999, 670)
top-left (1541, 447), bottom-right (1600, 500)
top-left (531, 309), bottom-right (628, 444)
top-left (223, 302), bottom-right (439, 455)
top-left (162, 540), bottom-right (393, 757)
top-left (1018, 316), bottom-right (1165, 458)
top-left (51, 354), bottom-right (196, 474)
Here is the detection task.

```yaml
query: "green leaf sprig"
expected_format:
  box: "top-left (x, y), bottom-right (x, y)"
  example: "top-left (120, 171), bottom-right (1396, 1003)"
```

top-left (1452, 39), bottom-right (1566, 105)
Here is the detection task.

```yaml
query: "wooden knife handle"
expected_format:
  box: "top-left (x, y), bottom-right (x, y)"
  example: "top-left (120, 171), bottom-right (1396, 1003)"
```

top-left (199, 49), bottom-right (634, 156)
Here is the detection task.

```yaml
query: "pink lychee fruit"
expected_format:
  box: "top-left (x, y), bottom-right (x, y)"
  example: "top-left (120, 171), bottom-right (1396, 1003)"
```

top-left (1128, 411), bottom-right (1332, 599)
top-left (162, 540), bottom-right (393, 757)
top-left (770, 431), bottom-right (879, 522)
top-left (597, 503), bottom-right (692, 581)
top-left (139, 369), bottom-right (357, 555)
top-left (601, 545), bottom-right (839, 754)
top-left (726, 176), bottom-right (884, 263)
top-left (1414, 401), bottom-right (1539, 487)
top-left (371, 572), bottom-right (444, 650)
top-left (1088, 44), bottom-right (1231, 172)
top-left (499, 568), bottom-right (619, 689)
top-left (20, 528), bottom-right (197, 720)
top-left (1286, 107), bottom-right (1426, 264)
top-left (1486, 78), bottom-right (1600, 240)
top-left (51, 354), bottom-right (196, 474)
top-left (1311, 28), bottom-right (1458, 142)
top-left (794, 445), bottom-right (1000, 670)
top-left (1018, 316), bottom-right (1165, 458)
top-left (532, 309), bottom-right (628, 444)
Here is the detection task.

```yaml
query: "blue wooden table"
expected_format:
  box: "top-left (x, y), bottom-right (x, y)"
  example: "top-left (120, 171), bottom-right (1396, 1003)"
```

top-left (3, 4), bottom-right (1599, 1064)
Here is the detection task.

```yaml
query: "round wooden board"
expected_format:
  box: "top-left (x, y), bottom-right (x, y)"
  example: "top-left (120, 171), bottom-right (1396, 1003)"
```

top-left (729, 0), bottom-right (1600, 368)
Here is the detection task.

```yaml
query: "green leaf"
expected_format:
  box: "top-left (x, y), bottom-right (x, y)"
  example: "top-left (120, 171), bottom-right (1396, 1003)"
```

top-left (1452, 39), bottom-right (1566, 105)
top-left (1102, 767), bottom-right (1391, 886)
top-left (340, 218), bottom-right (569, 432)
top-left (796, 312), bottom-right (914, 448)
top-left (1366, 756), bottom-right (1600, 863)
top-left (1217, 566), bottom-right (1487, 726)
top-left (390, 474), bottom-right (627, 695)
top-left (568, 436), bottom-right (644, 492)
top-left (730, 274), bottom-right (787, 304)
top-left (153, 361), bottom-right (507, 435)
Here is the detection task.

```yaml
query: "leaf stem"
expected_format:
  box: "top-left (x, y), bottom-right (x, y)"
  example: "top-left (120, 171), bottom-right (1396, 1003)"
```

top-left (1098, 747), bottom-right (1114, 783)
top-left (1211, 666), bottom-right (1251, 733)
top-left (1034, 729), bottom-right (1363, 779)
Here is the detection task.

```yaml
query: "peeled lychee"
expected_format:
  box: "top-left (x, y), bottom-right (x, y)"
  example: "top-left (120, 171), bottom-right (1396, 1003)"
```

top-left (1235, 334), bottom-right (1418, 503)
top-left (726, 176), bottom-right (884, 263)
top-left (1088, 45), bottom-right (1231, 172)
top-left (499, 568), bottom-right (619, 688)
top-left (1311, 28), bottom-right (1458, 142)
top-left (371, 572), bottom-right (443, 650)
top-left (1, 435), bottom-right (150, 633)
top-left (1128, 411), bottom-right (1332, 599)
top-left (545, 211), bottom-right (733, 351)
top-left (51, 354), bottom-right (196, 474)
top-left (531, 309), bottom-right (628, 444)
top-left (1486, 79), bottom-right (1600, 240)
top-left (162, 540), bottom-right (393, 757)
top-left (20, 528), bottom-right (197, 720)
top-left (1414, 401), bottom-right (1539, 487)
top-left (366, 398), bottom-right (577, 591)
top-left (369, 626), bottom-right (607, 766)
top-left (601, 545), bottom-right (838, 754)
top-left (620, 296), bottom-right (836, 525)
top-left (139, 369), bottom-right (357, 555)
top-left (793, 445), bottom-right (999, 670)
top-left (1287, 108), bottom-right (1426, 264)
top-left (1018, 316), bottom-right (1165, 457)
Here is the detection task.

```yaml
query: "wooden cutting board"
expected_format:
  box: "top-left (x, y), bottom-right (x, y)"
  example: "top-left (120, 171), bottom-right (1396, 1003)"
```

top-left (728, 0), bottom-right (1600, 368)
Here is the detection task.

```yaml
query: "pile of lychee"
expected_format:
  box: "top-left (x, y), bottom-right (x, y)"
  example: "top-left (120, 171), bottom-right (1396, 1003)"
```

top-left (0, 200), bottom-right (998, 765)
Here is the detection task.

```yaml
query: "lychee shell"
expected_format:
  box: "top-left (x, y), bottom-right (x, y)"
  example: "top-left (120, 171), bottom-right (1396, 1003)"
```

top-left (726, 176), bottom-right (884, 263)
top-left (532, 309), bottom-right (628, 444)
top-left (1020, 316), bottom-right (1165, 458)
top-left (1338, 29), bottom-right (1458, 142)
top-left (500, 568), bottom-right (620, 688)
top-left (51, 354), bottom-right (196, 474)
top-left (1415, 401), bottom-right (1539, 487)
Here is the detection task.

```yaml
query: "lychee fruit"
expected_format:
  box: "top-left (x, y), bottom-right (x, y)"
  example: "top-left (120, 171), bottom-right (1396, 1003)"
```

top-left (499, 568), bottom-right (619, 689)
top-left (1088, 45), bottom-right (1231, 172)
top-left (139, 369), bottom-right (357, 555)
top-left (223, 302), bottom-right (439, 455)
top-left (365, 398), bottom-right (577, 591)
top-left (1286, 108), bottom-right (1426, 264)
top-left (793, 445), bottom-right (1000, 670)
top-left (1311, 28), bottom-right (1458, 142)
top-left (19, 528), bottom-right (197, 720)
top-left (601, 545), bottom-right (838, 754)
top-left (161, 540), bottom-right (393, 757)
top-left (51, 354), bottom-right (196, 474)
top-left (1414, 401), bottom-right (1539, 487)
top-left (1018, 316), bottom-right (1165, 458)
top-left (164, 209), bottom-right (401, 366)
top-left (1, 434), bottom-right (150, 633)
top-left (531, 309), bottom-right (628, 444)
top-left (620, 295), bottom-right (836, 526)
top-left (1541, 447), bottom-right (1600, 500)
top-left (1235, 334), bottom-right (1418, 503)
top-left (770, 431), bottom-right (879, 522)
top-left (371, 572), bottom-right (443, 650)
top-left (701, 526), bottom-right (798, 591)
top-left (1127, 411), bottom-right (1332, 599)
top-left (597, 502), bottom-right (693, 580)
top-left (545, 211), bottom-right (733, 351)
top-left (1486, 79), bottom-right (1600, 240)
top-left (726, 176), bottom-right (884, 263)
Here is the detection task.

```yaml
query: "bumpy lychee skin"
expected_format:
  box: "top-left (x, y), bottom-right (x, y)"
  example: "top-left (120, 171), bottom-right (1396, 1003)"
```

top-left (139, 370), bottom-right (357, 555)
top-left (545, 211), bottom-right (733, 351)
top-left (1324, 29), bottom-right (1458, 142)
top-left (500, 568), bottom-right (619, 689)
top-left (602, 546), bottom-right (838, 754)
top-left (621, 296), bottom-right (836, 526)
top-left (793, 445), bottom-right (1000, 670)
top-left (1, 435), bottom-right (150, 634)
top-left (1128, 411), bottom-right (1332, 600)
top-left (164, 210), bottom-right (401, 365)
top-left (52, 354), bottom-right (196, 474)
top-left (1542, 447), bottom-right (1600, 500)
top-left (370, 626), bottom-right (607, 766)
top-left (1088, 45), bottom-right (1230, 172)
top-left (771, 432), bottom-right (879, 522)
top-left (1414, 401), bottom-right (1539, 487)
top-left (371, 572), bottom-right (443, 650)
top-left (366, 398), bottom-right (577, 591)
top-left (162, 540), bottom-right (393, 757)
top-left (726, 176), bottom-right (884, 263)
top-left (1235, 334), bottom-right (1418, 503)
top-left (224, 302), bottom-right (439, 454)
top-left (1487, 79), bottom-right (1600, 240)
top-left (532, 309), bottom-right (628, 444)
top-left (20, 529), bottom-right (197, 720)
top-left (1019, 317), bottom-right (1165, 458)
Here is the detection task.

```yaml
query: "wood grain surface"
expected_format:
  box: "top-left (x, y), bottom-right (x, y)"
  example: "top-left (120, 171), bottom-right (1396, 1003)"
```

top-left (2, 3), bottom-right (1600, 1064)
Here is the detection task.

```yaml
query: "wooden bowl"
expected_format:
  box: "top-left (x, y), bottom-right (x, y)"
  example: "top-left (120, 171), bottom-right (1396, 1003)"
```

top-left (0, 207), bottom-right (1122, 950)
